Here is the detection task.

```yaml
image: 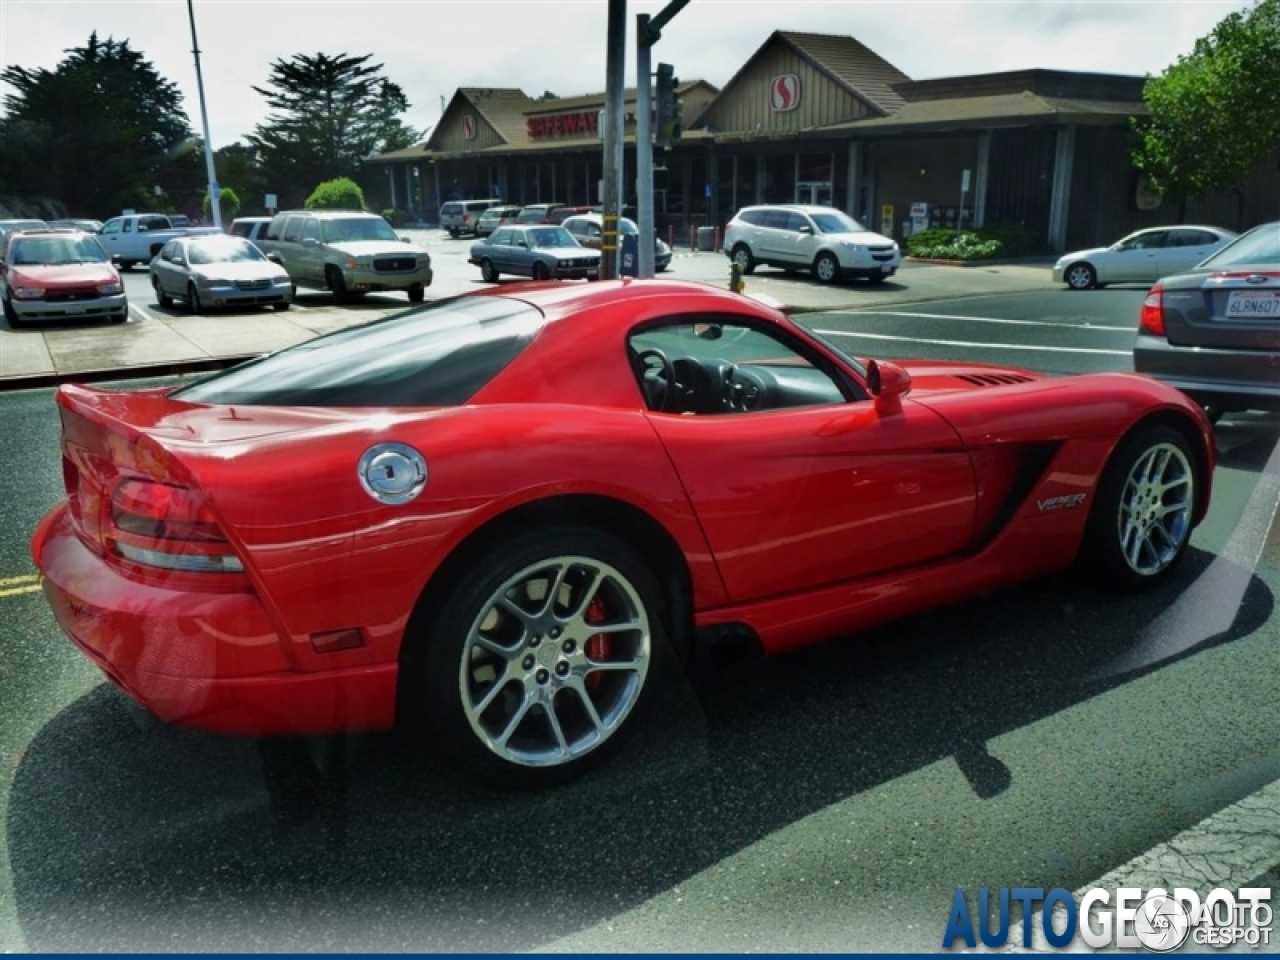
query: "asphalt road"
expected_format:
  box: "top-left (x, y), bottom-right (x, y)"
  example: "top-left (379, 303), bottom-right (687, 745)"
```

top-left (0, 289), bottom-right (1277, 952)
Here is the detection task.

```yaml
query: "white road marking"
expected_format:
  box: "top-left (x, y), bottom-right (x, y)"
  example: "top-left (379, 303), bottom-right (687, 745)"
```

top-left (812, 328), bottom-right (1133, 357)
top-left (829, 309), bottom-right (1133, 333)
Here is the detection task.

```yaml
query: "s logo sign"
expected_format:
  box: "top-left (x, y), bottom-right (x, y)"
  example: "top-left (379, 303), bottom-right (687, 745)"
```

top-left (770, 74), bottom-right (800, 112)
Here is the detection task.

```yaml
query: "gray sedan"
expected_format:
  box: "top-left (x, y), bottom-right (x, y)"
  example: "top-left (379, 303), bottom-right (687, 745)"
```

top-left (1133, 221), bottom-right (1280, 421)
top-left (468, 225), bottom-right (600, 282)
top-left (151, 234), bottom-right (294, 313)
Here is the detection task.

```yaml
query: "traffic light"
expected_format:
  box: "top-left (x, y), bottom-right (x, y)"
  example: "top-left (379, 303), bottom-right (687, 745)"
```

top-left (654, 62), bottom-right (682, 149)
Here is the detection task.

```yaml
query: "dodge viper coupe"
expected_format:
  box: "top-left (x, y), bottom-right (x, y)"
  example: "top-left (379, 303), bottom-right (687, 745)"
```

top-left (32, 279), bottom-right (1215, 785)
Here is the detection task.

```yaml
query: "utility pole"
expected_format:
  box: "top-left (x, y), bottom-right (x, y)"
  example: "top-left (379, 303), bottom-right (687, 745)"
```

top-left (185, 0), bottom-right (222, 229)
top-left (635, 0), bottom-right (690, 278)
top-left (601, 0), bottom-right (626, 280)
top-left (635, 14), bottom-right (654, 277)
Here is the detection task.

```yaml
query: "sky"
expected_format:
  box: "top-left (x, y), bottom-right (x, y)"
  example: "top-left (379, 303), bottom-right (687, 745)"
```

top-left (0, 0), bottom-right (1246, 150)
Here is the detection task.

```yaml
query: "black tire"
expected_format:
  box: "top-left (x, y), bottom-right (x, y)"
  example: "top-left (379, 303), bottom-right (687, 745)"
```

top-left (152, 277), bottom-right (172, 308)
top-left (730, 243), bottom-right (756, 275)
top-left (410, 526), bottom-right (669, 787)
top-left (108, 310), bottom-right (127, 325)
top-left (1079, 424), bottom-right (1198, 590)
top-left (326, 266), bottom-right (350, 304)
top-left (532, 261), bottom-right (551, 282)
top-left (480, 259), bottom-right (499, 283)
top-left (272, 301), bottom-right (290, 311)
top-left (407, 283), bottom-right (425, 304)
top-left (3, 295), bottom-right (22, 329)
top-left (1064, 262), bottom-right (1096, 290)
top-left (116, 259), bottom-right (134, 272)
top-left (187, 282), bottom-right (203, 314)
top-left (448, 228), bottom-right (459, 239)
top-left (812, 251), bottom-right (840, 285)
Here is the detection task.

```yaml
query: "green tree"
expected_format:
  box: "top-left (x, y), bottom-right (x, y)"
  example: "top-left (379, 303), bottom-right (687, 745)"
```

top-left (203, 185), bottom-right (241, 222)
top-left (246, 52), bottom-right (419, 209)
top-left (305, 177), bottom-right (365, 210)
top-left (213, 143), bottom-right (268, 213)
top-left (0, 32), bottom-right (203, 217)
top-left (1132, 0), bottom-right (1280, 226)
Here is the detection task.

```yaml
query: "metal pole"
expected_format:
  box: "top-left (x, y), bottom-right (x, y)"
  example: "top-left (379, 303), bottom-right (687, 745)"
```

top-left (185, 0), bottom-right (222, 229)
top-left (601, 0), bottom-right (626, 280)
top-left (635, 14), bottom-right (654, 277)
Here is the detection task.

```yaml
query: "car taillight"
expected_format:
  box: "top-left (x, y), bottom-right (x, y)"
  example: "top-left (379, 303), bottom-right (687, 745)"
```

top-left (110, 478), bottom-right (244, 573)
top-left (1139, 285), bottom-right (1166, 337)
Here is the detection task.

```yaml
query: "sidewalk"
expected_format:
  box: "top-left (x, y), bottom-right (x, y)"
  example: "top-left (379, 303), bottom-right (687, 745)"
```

top-left (0, 256), bottom-right (1058, 390)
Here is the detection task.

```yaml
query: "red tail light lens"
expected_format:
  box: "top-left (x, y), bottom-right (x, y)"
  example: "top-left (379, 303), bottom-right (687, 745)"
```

top-left (1139, 285), bottom-right (1166, 337)
top-left (110, 478), bottom-right (244, 573)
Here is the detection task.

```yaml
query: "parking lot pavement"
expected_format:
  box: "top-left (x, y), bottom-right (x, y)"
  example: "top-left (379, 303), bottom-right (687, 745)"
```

top-left (0, 238), bottom-right (1058, 390)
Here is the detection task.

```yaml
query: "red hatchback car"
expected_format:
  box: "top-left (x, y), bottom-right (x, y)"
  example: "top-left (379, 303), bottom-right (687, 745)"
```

top-left (31, 279), bottom-right (1214, 785)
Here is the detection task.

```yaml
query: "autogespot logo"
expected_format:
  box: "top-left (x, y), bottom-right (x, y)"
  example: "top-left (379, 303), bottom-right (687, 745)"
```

top-left (942, 886), bottom-right (1273, 951)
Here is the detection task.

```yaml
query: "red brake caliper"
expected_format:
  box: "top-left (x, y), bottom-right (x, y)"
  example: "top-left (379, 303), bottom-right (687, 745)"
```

top-left (584, 596), bottom-right (610, 692)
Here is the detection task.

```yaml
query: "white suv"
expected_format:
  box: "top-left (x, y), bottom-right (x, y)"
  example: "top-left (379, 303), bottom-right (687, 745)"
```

top-left (723, 204), bottom-right (900, 285)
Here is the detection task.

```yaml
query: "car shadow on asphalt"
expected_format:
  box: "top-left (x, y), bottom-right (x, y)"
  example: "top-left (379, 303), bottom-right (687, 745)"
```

top-left (8, 535), bottom-right (1275, 951)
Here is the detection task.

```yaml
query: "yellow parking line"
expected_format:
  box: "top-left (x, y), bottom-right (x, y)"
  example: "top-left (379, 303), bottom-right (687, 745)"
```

top-left (0, 584), bottom-right (43, 599)
top-left (0, 574), bottom-right (40, 587)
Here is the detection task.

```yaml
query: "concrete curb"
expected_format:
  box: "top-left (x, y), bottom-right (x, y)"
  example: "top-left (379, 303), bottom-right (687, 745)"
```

top-left (0, 354), bottom-right (256, 392)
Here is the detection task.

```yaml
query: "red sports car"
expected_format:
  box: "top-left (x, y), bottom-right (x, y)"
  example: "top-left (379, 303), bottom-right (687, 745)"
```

top-left (32, 279), bottom-right (1214, 785)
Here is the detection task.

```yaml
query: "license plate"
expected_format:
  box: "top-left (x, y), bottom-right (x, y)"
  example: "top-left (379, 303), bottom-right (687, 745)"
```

top-left (1225, 290), bottom-right (1280, 319)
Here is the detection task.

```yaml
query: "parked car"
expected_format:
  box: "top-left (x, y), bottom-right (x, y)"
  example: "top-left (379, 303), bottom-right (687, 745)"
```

top-left (469, 224), bottom-right (600, 281)
top-left (31, 278), bottom-right (1214, 787)
top-left (561, 213), bottom-right (673, 271)
top-left (95, 213), bottom-right (221, 270)
top-left (150, 234), bottom-right (293, 313)
top-left (0, 228), bottom-right (126, 327)
top-left (474, 204), bottom-right (522, 238)
top-left (724, 204), bottom-right (901, 284)
top-left (226, 216), bottom-right (272, 245)
top-left (1053, 225), bottom-right (1237, 290)
top-left (257, 210), bottom-right (432, 303)
top-left (49, 218), bottom-right (104, 233)
top-left (1133, 221), bottom-right (1280, 421)
top-left (440, 199), bottom-right (503, 238)
top-left (0, 218), bottom-right (49, 249)
top-left (516, 203), bottom-right (568, 225)
top-left (548, 205), bottom-right (593, 224)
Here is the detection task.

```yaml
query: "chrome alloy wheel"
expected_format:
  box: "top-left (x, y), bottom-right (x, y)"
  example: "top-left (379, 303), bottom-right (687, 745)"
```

top-left (458, 555), bottom-right (651, 768)
top-left (1116, 441), bottom-right (1194, 577)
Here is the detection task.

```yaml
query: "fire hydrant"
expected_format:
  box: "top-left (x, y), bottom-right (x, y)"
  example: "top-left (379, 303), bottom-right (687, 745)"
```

top-left (729, 260), bottom-right (745, 294)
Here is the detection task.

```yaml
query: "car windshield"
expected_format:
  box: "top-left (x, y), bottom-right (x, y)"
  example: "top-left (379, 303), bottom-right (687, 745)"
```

top-left (1198, 222), bottom-right (1280, 267)
top-left (170, 295), bottom-right (549, 407)
top-left (529, 227), bottom-right (578, 248)
top-left (809, 211), bottom-right (867, 234)
top-left (8, 234), bottom-right (108, 265)
top-left (186, 237), bottom-right (265, 265)
top-left (321, 218), bottom-right (399, 243)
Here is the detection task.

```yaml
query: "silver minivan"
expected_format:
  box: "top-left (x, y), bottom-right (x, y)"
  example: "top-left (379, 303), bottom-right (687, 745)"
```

top-left (440, 199), bottom-right (503, 238)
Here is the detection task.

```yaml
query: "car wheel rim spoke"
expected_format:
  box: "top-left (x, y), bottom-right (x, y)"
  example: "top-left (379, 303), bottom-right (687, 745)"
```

top-left (1115, 442), bottom-right (1193, 576)
top-left (460, 554), bottom-right (651, 767)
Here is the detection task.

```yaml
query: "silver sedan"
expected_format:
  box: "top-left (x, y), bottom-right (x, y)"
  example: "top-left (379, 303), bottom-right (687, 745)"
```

top-left (468, 225), bottom-right (600, 282)
top-left (150, 234), bottom-right (294, 313)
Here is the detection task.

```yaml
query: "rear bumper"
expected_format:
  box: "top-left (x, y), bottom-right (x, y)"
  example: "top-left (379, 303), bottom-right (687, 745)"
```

top-left (1134, 334), bottom-right (1280, 411)
top-left (31, 503), bottom-right (397, 736)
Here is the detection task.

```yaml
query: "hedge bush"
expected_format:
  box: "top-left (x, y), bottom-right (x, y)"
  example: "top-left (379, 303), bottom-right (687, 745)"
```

top-left (906, 221), bottom-right (1050, 260)
top-left (305, 177), bottom-right (365, 211)
top-left (382, 207), bottom-right (410, 227)
top-left (203, 185), bottom-right (241, 221)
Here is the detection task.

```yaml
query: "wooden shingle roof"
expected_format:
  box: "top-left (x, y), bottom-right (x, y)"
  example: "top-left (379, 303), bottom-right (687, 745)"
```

top-left (777, 30), bottom-right (911, 115)
top-left (455, 87), bottom-right (537, 146)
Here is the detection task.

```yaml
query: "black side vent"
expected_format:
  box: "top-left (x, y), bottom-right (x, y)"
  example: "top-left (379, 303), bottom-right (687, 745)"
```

top-left (957, 373), bottom-right (1034, 387)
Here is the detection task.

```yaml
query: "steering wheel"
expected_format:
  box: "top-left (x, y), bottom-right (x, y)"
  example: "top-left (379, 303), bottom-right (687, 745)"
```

top-left (635, 348), bottom-right (676, 412)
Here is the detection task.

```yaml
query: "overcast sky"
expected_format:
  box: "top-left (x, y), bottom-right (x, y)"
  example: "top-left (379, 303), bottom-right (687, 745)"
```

top-left (0, 0), bottom-right (1243, 149)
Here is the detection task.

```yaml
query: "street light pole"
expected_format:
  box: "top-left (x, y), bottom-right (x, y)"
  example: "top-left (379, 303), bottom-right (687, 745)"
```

top-left (600, 0), bottom-right (626, 280)
top-left (185, 0), bottom-right (222, 229)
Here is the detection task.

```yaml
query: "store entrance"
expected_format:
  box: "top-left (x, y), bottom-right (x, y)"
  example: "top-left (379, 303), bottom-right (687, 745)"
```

top-left (796, 181), bottom-right (833, 206)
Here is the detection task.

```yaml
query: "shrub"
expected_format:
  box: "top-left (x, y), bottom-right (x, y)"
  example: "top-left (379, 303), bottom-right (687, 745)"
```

top-left (203, 185), bottom-right (241, 222)
top-left (974, 221), bottom-right (1050, 257)
top-left (382, 207), bottom-right (409, 227)
top-left (305, 177), bottom-right (365, 211)
top-left (908, 229), bottom-right (1002, 260)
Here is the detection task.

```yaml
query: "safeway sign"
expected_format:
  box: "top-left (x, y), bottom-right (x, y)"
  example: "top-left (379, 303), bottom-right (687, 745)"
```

top-left (770, 74), bottom-right (800, 112)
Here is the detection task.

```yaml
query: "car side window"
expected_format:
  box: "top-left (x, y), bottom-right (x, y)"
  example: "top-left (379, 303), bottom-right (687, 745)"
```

top-left (786, 212), bottom-right (812, 234)
top-left (121, 219), bottom-right (134, 234)
top-left (283, 217), bottom-right (305, 242)
top-left (100, 219), bottom-right (121, 236)
top-left (300, 219), bottom-right (321, 242)
top-left (265, 217), bottom-right (286, 241)
top-left (489, 228), bottom-right (509, 245)
top-left (763, 210), bottom-right (790, 230)
top-left (1170, 229), bottom-right (1215, 247)
top-left (627, 316), bottom-right (850, 415)
top-left (739, 210), bottom-right (765, 227)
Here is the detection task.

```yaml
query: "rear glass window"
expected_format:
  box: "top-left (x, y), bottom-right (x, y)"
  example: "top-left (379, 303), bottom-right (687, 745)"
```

top-left (170, 296), bottom-right (548, 407)
top-left (1200, 223), bottom-right (1280, 267)
top-left (441, 203), bottom-right (463, 216)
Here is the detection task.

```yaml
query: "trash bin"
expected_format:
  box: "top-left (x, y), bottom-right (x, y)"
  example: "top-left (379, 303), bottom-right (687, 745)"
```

top-left (696, 225), bottom-right (717, 252)
top-left (619, 232), bottom-right (639, 277)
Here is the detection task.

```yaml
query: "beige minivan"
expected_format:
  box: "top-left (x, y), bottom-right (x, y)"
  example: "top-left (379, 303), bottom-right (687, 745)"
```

top-left (440, 199), bottom-right (503, 238)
